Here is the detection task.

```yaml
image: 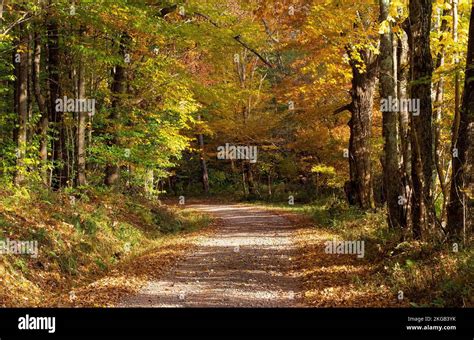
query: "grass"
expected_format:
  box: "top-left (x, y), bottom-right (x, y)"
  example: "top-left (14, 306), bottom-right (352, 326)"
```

top-left (0, 186), bottom-right (212, 307)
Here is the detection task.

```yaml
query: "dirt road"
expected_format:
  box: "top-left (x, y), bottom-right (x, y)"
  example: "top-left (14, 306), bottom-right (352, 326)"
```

top-left (120, 204), bottom-right (303, 307)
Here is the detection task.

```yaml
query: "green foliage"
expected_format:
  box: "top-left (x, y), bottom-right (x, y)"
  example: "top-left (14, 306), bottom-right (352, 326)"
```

top-left (70, 214), bottom-right (99, 235)
top-left (58, 253), bottom-right (78, 275)
top-left (13, 258), bottom-right (29, 274)
top-left (152, 207), bottom-right (184, 233)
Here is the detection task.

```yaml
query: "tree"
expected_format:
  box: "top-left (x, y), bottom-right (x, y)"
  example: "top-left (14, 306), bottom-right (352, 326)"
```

top-left (433, 3), bottom-right (451, 223)
top-left (379, 0), bottom-right (403, 227)
top-left (395, 18), bottom-right (413, 237)
top-left (76, 44), bottom-right (87, 186)
top-left (408, 0), bottom-right (435, 239)
top-left (47, 3), bottom-right (65, 189)
top-left (33, 29), bottom-right (49, 186)
top-left (104, 33), bottom-right (129, 187)
top-left (447, 2), bottom-right (474, 241)
top-left (313, 1), bottom-right (380, 210)
top-left (197, 112), bottom-right (209, 194)
top-left (13, 21), bottom-right (28, 185)
top-left (346, 46), bottom-right (377, 210)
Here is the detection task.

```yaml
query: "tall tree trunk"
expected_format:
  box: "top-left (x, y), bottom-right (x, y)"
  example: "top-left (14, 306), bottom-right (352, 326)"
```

top-left (33, 31), bottom-right (49, 186)
top-left (47, 5), bottom-right (66, 189)
top-left (27, 32), bottom-right (33, 142)
top-left (452, 0), bottom-right (461, 149)
top-left (434, 6), bottom-right (450, 223)
top-left (397, 29), bottom-right (412, 236)
top-left (347, 47), bottom-right (377, 210)
top-left (345, 118), bottom-right (357, 206)
top-left (244, 161), bottom-right (256, 198)
top-left (104, 33), bottom-right (128, 186)
top-left (14, 22), bottom-right (28, 186)
top-left (197, 113), bottom-right (209, 194)
top-left (241, 162), bottom-right (248, 196)
top-left (408, 0), bottom-right (435, 239)
top-left (267, 173), bottom-right (272, 197)
top-left (380, 0), bottom-right (402, 228)
top-left (76, 52), bottom-right (87, 186)
top-left (447, 3), bottom-right (474, 242)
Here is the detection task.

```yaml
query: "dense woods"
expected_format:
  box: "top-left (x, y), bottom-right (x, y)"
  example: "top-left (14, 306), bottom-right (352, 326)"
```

top-left (0, 0), bottom-right (472, 307)
top-left (2, 0), bottom-right (472, 240)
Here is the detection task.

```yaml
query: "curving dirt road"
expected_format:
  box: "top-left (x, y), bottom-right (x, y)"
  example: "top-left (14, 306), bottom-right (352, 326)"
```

top-left (120, 204), bottom-right (303, 307)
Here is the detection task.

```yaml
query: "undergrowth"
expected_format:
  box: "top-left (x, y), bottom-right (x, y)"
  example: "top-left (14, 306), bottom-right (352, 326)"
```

top-left (255, 197), bottom-right (473, 307)
top-left (0, 186), bottom-right (211, 307)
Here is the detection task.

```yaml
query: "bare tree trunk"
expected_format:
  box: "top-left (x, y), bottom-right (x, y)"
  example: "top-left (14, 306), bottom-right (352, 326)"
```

top-left (452, 0), bottom-right (461, 149)
top-left (434, 6), bottom-right (450, 223)
top-left (27, 32), bottom-right (33, 142)
top-left (33, 31), bottom-right (49, 186)
top-left (48, 5), bottom-right (66, 189)
top-left (397, 29), bottom-right (412, 236)
top-left (267, 173), bottom-right (272, 197)
top-left (447, 2), bottom-right (474, 242)
top-left (14, 22), bottom-right (28, 186)
top-left (408, 0), bottom-right (435, 239)
top-left (347, 47), bottom-right (377, 210)
top-left (197, 113), bottom-right (209, 194)
top-left (380, 0), bottom-right (403, 228)
top-left (244, 161), bottom-right (256, 198)
top-left (76, 50), bottom-right (87, 186)
top-left (241, 162), bottom-right (247, 196)
top-left (105, 33), bottom-right (128, 186)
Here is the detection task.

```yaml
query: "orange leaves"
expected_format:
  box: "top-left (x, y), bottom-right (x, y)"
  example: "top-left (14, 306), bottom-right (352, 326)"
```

top-left (293, 218), bottom-right (405, 307)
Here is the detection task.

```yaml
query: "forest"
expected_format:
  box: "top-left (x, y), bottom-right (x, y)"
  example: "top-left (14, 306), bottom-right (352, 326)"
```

top-left (0, 0), bottom-right (472, 308)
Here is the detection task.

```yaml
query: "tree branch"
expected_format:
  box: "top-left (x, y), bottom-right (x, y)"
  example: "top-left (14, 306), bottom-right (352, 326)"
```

top-left (333, 103), bottom-right (353, 115)
top-left (233, 35), bottom-right (274, 69)
top-left (195, 12), bottom-right (219, 27)
top-left (163, 6), bottom-right (276, 70)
